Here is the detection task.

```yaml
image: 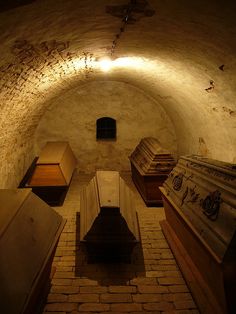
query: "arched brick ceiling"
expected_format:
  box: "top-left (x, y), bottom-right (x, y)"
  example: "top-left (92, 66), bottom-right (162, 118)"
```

top-left (0, 0), bottom-right (236, 187)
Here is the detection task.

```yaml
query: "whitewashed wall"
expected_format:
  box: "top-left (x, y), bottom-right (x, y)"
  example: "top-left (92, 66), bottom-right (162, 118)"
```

top-left (34, 81), bottom-right (177, 172)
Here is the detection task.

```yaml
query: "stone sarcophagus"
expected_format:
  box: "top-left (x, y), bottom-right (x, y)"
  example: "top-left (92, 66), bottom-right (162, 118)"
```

top-left (129, 137), bottom-right (175, 206)
top-left (80, 171), bottom-right (140, 262)
top-left (159, 155), bottom-right (236, 314)
top-left (0, 189), bottom-right (66, 314)
top-left (20, 141), bottom-right (77, 206)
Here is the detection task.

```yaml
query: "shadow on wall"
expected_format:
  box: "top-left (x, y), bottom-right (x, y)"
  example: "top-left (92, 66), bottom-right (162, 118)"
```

top-left (198, 137), bottom-right (210, 157)
top-left (75, 213), bottom-right (145, 285)
top-left (0, 0), bottom-right (36, 12)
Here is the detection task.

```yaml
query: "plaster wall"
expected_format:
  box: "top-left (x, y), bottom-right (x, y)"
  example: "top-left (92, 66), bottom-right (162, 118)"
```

top-left (35, 81), bottom-right (177, 172)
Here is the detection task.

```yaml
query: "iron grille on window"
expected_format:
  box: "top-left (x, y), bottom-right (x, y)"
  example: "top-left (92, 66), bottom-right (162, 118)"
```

top-left (96, 117), bottom-right (116, 140)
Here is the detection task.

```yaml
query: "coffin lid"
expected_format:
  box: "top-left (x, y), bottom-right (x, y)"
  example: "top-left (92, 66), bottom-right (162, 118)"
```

top-left (80, 171), bottom-right (140, 243)
top-left (96, 171), bottom-right (119, 208)
top-left (0, 189), bottom-right (65, 314)
top-left (140, 137), bottom-right (170, 155)
top-left (27, 141), bottom-right (77, 187)
top-left (184, 155), bottom-right (236, 176)
top-left (37, 141), bottom-right (69, 164)
top-left (130, 137), bottom-right (175, 175)
top-left (0, 189), bottom-right (30, 237)
top-left (162, 155), bottom-right (236, 260)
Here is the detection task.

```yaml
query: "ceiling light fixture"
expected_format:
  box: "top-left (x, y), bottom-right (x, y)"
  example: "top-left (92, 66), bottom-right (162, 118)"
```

top-left (99, 59), bottom-right (113, 72)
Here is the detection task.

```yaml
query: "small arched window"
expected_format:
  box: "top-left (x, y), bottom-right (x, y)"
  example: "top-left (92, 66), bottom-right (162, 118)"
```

top-left (96, 117), bottom-right (116, 140)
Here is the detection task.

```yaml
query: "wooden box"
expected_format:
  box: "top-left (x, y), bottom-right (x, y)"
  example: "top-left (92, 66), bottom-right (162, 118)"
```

top-left (21, 142), bottom-right (77, 205)
top-left (159, 155), bottom-right (236, 314)
top-left (0, 189), bottom-right (66, 314)
top-left (80, 171), bottom-right (140, 262)
top-left (129, 137), bottom-right (175, 206)
top-left (28, 141), bottom-right (77, 187)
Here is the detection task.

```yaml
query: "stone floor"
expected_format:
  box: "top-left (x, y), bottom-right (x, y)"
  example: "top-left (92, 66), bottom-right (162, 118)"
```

top-left (43, 170), bottom-right (199, 314)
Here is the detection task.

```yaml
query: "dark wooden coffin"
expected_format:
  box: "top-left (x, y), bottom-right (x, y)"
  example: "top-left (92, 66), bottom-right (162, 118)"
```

top-left (80, 171), bottom-right (140, 262)
top-left (129, 137), bottom-right (175, 206)
top-left (159, 155), bottom-right (236, 314)
top-left (20, 141), bottom-right (77, 206)
top-left (0, 189), bottom-right (66, 314)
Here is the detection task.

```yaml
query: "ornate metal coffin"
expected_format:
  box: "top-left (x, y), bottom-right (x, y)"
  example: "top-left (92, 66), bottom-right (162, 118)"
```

top-left (0, 189), bottom-right (66, 314)
top-left (80, 171), bottom-right (140, 262)
top-left (20, 141), bottom-right (77, 206)
top-left (159, 155), bottom-right (236, 314)
top-left (129, 137), bottom-right (175, 206)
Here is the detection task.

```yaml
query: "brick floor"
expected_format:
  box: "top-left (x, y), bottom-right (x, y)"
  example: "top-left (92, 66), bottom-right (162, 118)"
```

top-left (43, 170), bottom-right (199, 313)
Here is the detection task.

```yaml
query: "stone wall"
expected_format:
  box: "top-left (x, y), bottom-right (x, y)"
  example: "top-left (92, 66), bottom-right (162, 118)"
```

top-left (0, 0), bottom-right (235, 187)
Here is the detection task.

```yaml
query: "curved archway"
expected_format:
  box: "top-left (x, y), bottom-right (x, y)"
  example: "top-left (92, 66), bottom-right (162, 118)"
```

top-left (0, 0), bottom-right (235, 187)
top-left (34, 80), bottom-right (177, 173)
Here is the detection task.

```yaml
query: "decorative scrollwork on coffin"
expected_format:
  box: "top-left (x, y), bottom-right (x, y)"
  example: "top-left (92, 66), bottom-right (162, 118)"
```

top-left (181, 187), bottom-right (188, 205)
top-left (187, 186), bottom-right (200, 203)
top-left (172, 173), bottom-right (184, 191)
top-left (201, 190), bottom-right (221, 221)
